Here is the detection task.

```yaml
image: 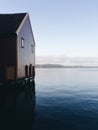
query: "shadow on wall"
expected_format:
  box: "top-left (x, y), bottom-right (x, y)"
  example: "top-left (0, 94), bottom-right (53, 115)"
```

top-left (0, 82), bottom-right (36, 130)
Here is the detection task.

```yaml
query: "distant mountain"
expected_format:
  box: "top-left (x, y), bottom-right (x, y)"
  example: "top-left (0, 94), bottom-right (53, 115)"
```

top-left (35, 64), bottom-right (98, 68)
top-left (36, 56), bottom-right (98, 67)
top-left (35, 64), bottom-right (65, 68)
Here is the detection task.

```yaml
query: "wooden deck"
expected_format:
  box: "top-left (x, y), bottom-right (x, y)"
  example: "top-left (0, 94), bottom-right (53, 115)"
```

top-left (0, 76), bottom-right (35, 91)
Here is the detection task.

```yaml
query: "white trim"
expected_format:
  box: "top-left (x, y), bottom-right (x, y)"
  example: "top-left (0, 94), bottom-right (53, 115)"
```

top-left (27, 15), bottom-right (36, 46)
top-left (16, 13), bottom-right (36, 46)
top-left (16, 13), bottom-right (28, 35)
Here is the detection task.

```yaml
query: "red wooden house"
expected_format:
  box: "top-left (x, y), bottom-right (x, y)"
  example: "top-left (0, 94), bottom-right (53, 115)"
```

top-left (0, 13), bottom-right (35, 81)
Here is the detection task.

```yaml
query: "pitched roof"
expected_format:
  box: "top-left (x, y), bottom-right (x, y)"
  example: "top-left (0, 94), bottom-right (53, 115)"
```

top-left (0, 13), bottom-right (27, 34)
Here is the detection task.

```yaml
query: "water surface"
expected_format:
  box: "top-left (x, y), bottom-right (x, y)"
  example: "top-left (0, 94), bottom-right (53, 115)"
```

top-left (34, 68), bottom-right (98, 130)
top-left (1, 68), bottom-right (98, 130)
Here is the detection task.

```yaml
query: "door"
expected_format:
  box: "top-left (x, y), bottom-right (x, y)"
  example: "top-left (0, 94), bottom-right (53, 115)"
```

top-left (6, 65), bottom-right (15, 80)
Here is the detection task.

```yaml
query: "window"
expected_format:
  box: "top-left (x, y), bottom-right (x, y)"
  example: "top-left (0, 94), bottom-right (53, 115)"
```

top-left (31, 44), bottom-right (34, 53)
top-left (21, 38), bottom-right (25, 48)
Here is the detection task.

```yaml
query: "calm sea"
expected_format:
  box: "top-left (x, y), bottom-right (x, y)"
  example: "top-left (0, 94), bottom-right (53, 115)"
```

top-left (1, 68), bottom-right (98, 130)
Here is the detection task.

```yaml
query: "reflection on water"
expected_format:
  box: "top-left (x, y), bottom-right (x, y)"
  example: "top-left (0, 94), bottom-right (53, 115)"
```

top-left (0, 81), bottom-right (35, 130)
top-left (1, 68), bottom-right (98, 130)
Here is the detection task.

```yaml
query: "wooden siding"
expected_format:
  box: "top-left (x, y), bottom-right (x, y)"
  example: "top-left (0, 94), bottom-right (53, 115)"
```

top-left (0, 35), bottom-right (16, 64)
top-left (0, 35), bottom-right (17, 81)
top-left (17, 16), bottom-right (35, 79)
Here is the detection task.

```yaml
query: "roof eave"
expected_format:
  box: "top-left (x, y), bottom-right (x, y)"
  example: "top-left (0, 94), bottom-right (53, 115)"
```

top-left (0, 32), bottom-right (17, 37)
top-left (16, 13), bottom-right (28, 35)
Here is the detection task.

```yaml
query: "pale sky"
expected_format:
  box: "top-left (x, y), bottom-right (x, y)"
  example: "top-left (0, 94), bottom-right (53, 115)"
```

top-left (0, 0), bottom-right (98, 64)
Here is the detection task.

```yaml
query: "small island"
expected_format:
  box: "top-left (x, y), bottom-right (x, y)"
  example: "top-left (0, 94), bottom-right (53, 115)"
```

top-left (35, 64), bottom-right (98, 68)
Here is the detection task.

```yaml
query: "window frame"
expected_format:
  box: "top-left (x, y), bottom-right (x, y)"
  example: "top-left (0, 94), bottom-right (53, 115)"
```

top-left (21, 38), bottom-right (25, 48)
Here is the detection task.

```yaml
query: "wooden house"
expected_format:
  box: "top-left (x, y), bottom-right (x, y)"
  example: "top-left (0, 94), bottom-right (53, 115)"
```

top-left (0, 13), bottom-right (35, 82)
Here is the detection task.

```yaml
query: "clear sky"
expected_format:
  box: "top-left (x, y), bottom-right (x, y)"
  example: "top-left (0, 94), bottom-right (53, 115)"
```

top-left (0, 0), bottom-right (98, 64)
